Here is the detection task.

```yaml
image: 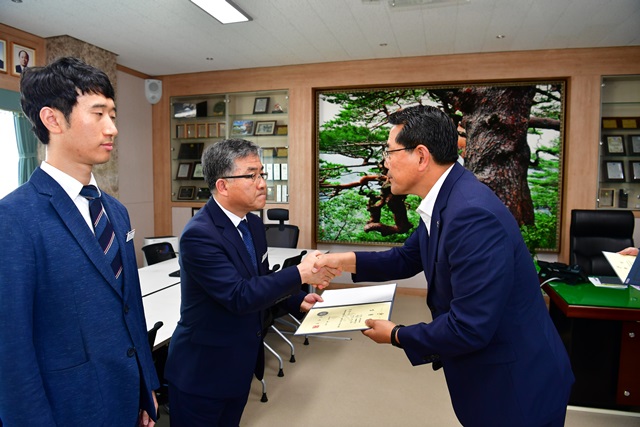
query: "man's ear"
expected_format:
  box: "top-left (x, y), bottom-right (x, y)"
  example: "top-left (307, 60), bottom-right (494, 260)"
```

top-left (39, 107), bottom-right (65, 135)
top-left (215, 178), bottom-right (227, 196)
top-left (415, 145), bottom-right (430, 170)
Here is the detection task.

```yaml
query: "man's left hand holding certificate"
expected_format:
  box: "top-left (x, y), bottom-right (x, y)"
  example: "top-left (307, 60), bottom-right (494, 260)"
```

top-left (295, 283), bottom-right (397, 335)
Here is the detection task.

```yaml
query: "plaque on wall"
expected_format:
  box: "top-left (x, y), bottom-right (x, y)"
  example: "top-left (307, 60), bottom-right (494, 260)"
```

top-left (178, 142), bottom-right (204, 159)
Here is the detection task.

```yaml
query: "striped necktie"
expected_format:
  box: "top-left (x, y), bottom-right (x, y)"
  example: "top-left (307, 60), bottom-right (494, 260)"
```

top-left (80, 185), bottom-right (123, 282)
top-left (237, 219), bottom-right (258, 273)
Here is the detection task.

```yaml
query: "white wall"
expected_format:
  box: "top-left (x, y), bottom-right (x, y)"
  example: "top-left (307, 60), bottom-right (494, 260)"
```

top-left (116, 71), bottom-right (155, 267)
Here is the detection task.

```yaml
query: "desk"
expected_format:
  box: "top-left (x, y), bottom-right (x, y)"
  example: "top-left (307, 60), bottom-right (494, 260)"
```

top-left (138, 257), bottom-right (180, 296)
top-left (542, 282), bottom-right (640, 409)
top-left (141, 248), bottom-right (319, 348)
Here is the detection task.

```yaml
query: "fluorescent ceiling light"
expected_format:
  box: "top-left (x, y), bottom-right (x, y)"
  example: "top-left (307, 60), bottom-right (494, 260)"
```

top-left (190, 0), bottom-right (252, 24)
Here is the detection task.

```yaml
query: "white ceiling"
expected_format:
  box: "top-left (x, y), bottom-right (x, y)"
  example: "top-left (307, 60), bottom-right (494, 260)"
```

top-left (2, 0), bottom-right (640, 77)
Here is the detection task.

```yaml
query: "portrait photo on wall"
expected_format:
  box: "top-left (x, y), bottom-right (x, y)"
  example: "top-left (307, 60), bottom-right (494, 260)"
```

top-left (10, 42), bottom-right (35, 76)
top-left (316, 82), bottom-right (566, 253)
top-left (0, 39), bottom-right (6, 73)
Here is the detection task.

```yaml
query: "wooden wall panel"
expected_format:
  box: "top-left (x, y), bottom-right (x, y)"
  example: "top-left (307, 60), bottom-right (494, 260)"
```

top-left (153, 47), bottom-right (640, 261)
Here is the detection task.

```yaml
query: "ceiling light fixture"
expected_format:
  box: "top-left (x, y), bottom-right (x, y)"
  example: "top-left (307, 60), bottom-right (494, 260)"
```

top-left (189, 0), bottom-right (252, 24)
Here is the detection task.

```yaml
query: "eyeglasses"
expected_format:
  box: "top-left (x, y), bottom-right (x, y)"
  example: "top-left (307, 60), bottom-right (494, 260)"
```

top-left (220, 172), bottom-right (268, 182)
top-left (382, 146), bottom-right (415, 159)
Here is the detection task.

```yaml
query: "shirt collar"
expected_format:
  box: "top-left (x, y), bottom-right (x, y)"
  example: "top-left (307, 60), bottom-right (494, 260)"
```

top-left (40, 161), bottom-right (99, 200)
top-left (416, 164), bottom-right (454, 234)
top-left (212, 196), bottom-right (245, 227)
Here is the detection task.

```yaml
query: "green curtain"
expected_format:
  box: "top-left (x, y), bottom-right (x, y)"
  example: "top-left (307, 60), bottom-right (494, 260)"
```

top-left (13, 113), bottom-right (38, 185)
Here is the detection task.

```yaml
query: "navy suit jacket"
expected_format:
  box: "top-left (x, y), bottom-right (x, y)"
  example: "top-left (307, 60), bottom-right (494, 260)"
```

top-left (164, 198), bottom-right (305, 398)
top-left (0, 168), bottom-right (159, 426)
top-left (353, 163), bottom-right (574, 426)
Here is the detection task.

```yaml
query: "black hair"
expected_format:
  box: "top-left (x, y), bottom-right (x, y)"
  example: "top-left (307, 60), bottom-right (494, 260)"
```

top-left (388, 105), bottom-right (459, 164)
top-left (20, 56), bottom-right (115, 144)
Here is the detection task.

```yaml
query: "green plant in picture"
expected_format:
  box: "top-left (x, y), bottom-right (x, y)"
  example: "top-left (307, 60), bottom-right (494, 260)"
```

top-left (317, 83), bottom-right (564, 251)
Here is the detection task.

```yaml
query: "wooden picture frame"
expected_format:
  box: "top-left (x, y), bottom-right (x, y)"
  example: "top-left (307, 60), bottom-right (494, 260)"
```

top-left (231, 120), bottom-right (254, 136)
top-left (276, 147), bottom-right (288, 158)
top-left (254, 120), bottom-right (277, 136)
top-left (186, 123), bottom-right (196, 138)
top-left (604, 135), bottom-right (625, 155)
top-left (598, 188), bottom-right (615, 208)
top-left (177, 186), bottom-right (196, 200)
top-left (629, 135), bottom-right (640, 156)
top-left (630, 161), bottom-right (640, 182)
top-left (316, 81), bottom-right (566, 252)
top-left (207, 123), bottom-right (218, 138)
top-left (176, 162), bottom-right (192, 180)
top-left (10, 42), bottom-right (35, 77)
top-left (275, 124), bottom-right (288, 135)
top-left (603, 161), bottom-right (625, 181)
top-left (0, 39), bottom-right (6, 74)
top-left (175, 124), bottom-right (185, 139)
top-left (192, 161), bottom-right (204, 180)
top-left (197, 123), bottom-right (207, 138)
top-left (218, 122), bottom-right (226, 137)
top-left (253, 97), bottom-right (270, 114)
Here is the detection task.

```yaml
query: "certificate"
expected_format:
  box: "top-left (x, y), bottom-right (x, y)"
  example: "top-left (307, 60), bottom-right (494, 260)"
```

top-left (295, 283), bottom-right (397, 335)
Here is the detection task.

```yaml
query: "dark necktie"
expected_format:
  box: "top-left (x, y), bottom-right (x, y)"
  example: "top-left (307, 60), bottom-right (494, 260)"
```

top-left (238, 219), bottom-right (258, 272)
top-left (80, 185), bottom-right (123, 282)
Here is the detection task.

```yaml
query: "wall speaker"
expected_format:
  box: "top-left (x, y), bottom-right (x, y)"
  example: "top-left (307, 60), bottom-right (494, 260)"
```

top-left (144, 79), bottom-right (162, 104)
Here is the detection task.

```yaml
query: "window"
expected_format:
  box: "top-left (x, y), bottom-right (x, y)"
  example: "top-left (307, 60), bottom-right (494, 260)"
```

top-left (0, 110), bottom-right (19, 199)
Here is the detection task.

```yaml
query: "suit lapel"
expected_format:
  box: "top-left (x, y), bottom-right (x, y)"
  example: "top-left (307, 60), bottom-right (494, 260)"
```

top-left (31, 169), bottom-right (124, 297)
top-left (207, 199), bottom-right (257, 276)
top-left (426, 163), bottom-right (465, 287)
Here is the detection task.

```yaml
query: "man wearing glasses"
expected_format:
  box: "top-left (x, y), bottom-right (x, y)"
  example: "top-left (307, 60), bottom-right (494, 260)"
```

top-left (314, 105), bottom-right (574, 426)
top-left (164, 139), bottom-right (336, 427)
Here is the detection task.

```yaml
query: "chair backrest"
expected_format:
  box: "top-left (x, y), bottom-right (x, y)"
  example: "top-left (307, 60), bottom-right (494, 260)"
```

top-left (569, 209), bottom-right (635, 276)
top-left (265, 208), bottom-right (299, 248)
top-left (147, 321), bottom-right (163, 350)
top-left (141, 242), bottom-right (177, 266)
top-left (281, 250), bottom-right (308, 269)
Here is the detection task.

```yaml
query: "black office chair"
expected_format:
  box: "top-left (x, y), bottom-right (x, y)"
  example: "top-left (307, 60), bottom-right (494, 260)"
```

top-left (141, 242), bottom-right (177, 266)
top-left (569, 209), bottom-right (635, 276)
top-left (265, 208), bottom-right (299, 248)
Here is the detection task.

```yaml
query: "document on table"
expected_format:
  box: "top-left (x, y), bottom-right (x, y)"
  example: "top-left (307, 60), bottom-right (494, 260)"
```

top-left (294, 283), bottom-right (397, 335)
top-left (598, 251), bottom-right (640, 289)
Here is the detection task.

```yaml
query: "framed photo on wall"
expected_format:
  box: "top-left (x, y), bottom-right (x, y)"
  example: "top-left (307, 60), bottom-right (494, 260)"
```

top-left (231, 120), bottom-right (254, 136)
top-left (208, 123), bottom-right (218, 138)
top-left (0, 39), bottom-right (6, 73)
top-left (604, 161), bottom-right (625, 181)
top-left (598, 188), bottom-right (615, 208)
top-left (176, 162), bottom-right (192, 180)
top-left (191, 161), bottom-right (204, 180)
top-left (197, 123), bottom-right (207, 138)
top-left (253, 97), bottom-right (270, 114)
top-left (630, 161), bottom-right (640, 181)
top-left (255, 121), bottom-right (276, 136)
top-left (629, 135), bottom-right (640, 156)
top-left (604, 135), bottom-right (625, 155)
top-left (177, 186), bottom-right (196, 200)
top-left (10, 42), bottom-right (35, 76)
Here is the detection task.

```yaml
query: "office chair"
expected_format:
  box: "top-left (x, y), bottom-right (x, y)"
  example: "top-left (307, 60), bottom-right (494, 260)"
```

top-left (262, 250), bottom-right (309, 379)
top-left (569, 209), bottom-right (635, 276)
top-left (141, 242), bottom-right (177, 266)
top-left (265, 208), bottom-right (299, 248)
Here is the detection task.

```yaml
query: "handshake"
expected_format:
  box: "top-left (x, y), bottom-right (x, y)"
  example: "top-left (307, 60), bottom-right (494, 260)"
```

top-left (295, 251), bottom-right (355, 290)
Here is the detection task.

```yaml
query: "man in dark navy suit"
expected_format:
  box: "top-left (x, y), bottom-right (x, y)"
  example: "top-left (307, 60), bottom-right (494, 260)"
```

top-left (164, 139), bottom-right (336, 427)
top-left (0, 57), bottom-right (159, 426)
top-left (315, 105), bottom-right (574, 427)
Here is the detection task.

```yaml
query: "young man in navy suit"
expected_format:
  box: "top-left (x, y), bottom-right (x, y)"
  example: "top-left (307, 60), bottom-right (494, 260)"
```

top-left (164, 139), bottom-right (336, 427)
top-left (314, 105), bottom-right (574, 426)
top-left (0, 57), bottom-right (159, 426)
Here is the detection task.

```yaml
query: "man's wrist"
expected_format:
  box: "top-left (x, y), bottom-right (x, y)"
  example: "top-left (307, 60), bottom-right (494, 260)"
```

top-left (390, 324), bottom-right (405, 348)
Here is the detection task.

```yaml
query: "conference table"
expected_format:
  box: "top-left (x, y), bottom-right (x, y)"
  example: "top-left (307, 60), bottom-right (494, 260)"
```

top-left (542, 281), bottom-right (640, 410)
top-left (140, 247), bottom-right (317, 349)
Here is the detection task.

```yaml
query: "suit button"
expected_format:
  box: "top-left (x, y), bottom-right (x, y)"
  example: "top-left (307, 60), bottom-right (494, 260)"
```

top-left (123, 304), bottom-right (130, 314)
top-left (127, 347), bottom-right (136, 357)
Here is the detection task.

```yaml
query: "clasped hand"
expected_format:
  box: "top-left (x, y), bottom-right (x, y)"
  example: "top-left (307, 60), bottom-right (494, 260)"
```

top-left (297, 251), bottom-right (341, 289)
